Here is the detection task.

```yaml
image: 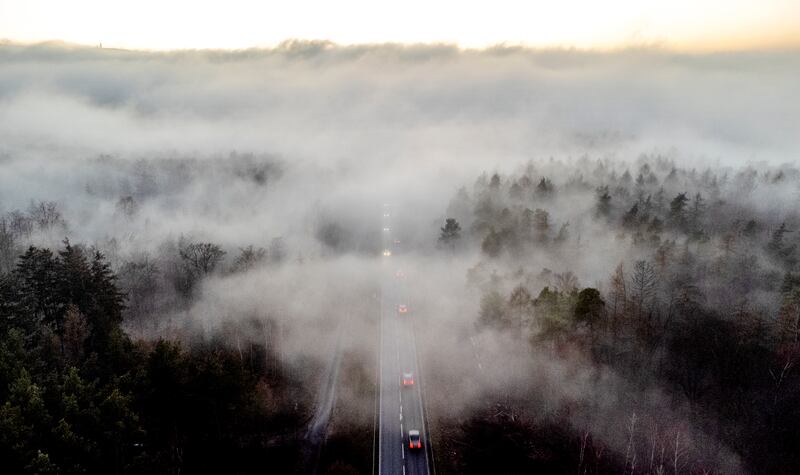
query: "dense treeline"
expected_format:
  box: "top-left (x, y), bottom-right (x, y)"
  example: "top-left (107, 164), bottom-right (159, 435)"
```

top-left (0, 242), bottom-right (306, 474)
top-left (437, 156), bottom-right (800, 474)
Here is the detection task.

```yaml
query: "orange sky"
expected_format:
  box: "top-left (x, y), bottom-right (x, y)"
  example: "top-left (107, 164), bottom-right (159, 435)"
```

top-left (1, 0), bottom-right (799, 51)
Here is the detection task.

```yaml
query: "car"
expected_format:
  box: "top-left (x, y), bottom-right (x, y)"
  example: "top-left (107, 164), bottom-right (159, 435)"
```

top-left (383, 249), bottom-right (392, 256)
top-left (402, 371), bottom-right (414, 386)
top-left (396, 304), bottom-right (408, 314)
top-left (383, 227), bottom-right (390, 231)
top-left (383, 213), bottom-right (390, 217)
top-left (408, 430), bottom-right (422, 449)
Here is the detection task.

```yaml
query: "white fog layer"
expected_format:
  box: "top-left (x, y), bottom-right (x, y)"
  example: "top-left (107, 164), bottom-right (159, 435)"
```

top-left (1, 42), bottom-right (799, 474)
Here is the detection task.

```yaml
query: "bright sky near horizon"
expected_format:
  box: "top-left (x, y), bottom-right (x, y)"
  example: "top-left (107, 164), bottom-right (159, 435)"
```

top-left (1, 0), bottom-right (798, 51)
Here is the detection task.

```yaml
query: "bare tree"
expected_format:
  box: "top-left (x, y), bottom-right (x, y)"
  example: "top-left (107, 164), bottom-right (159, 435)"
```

top-left (115, 195), bottom-right (139, 218)
top-left (610, 263), bottom-right (627, 338)
top-left (0, 217), bottom-right (17, 274)
top-left (118, 254), bottom-right (161, 334)
top-left (8, 210), bottom-right (33, 237)
top-left (28, 201), bottom-right (66, 231)
top-left (554, 271), bottom-right (579, 294)
top-left (232, 245), bottom-right (267, 273)
top-left (630, 260), bottom-right (658, 325)
top-left (179, 240), bottom-right (226, 275)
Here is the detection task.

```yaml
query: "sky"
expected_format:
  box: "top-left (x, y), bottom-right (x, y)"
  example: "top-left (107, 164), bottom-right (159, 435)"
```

top-left (1, 0), bottom-right (799, 51)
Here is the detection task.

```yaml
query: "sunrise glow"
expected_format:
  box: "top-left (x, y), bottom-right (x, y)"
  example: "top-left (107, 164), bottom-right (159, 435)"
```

top-left (1, 0), bottom-right (799, 51)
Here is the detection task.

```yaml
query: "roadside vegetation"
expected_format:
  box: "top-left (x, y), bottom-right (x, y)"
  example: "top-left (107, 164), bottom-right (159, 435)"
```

top-left (432, 156), bottom-right (800, 474)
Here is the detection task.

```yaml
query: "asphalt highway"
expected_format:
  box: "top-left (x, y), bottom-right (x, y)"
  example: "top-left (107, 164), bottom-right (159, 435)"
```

top-left (378, 210), bottom-right (431, 475)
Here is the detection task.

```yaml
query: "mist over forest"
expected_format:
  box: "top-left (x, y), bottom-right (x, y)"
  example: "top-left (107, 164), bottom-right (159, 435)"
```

top-left (1, 41), bottom-right (799, 474)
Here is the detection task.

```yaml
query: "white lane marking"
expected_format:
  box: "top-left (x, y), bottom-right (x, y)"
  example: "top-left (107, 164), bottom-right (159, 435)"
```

top-left (402, 444), bottom-right (405, 459)
top-left (378, 278), bottom-right (383, 475)
top-left (410, 320), bottom-right (432, 473)
top-left (478, 363), bottom-right (483, 370)
top-left (402, 466), bottom-right (406, 475)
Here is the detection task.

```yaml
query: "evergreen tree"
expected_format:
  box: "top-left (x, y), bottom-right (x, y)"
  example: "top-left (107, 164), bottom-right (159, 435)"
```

top-left (622, 203), bottom-right (639, 229)
top-left (438, 218), bottom-right (462, 252)
top-left (574, 288), bottom-right (605, 329)
top-left (668, 192), bottom-right (689, 230)
top-left (595, 186), bottom-right (611, 218)
top-left (535, 177), bottom-right (554, 198)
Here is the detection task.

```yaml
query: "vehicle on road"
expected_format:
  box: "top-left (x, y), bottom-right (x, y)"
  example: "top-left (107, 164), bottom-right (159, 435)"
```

top-left (402, 372), bottom-right (414, 386)
top-left (396, 304), bottom-right (408, 314)
top-left (408, 430), bottom-right (421, 449)
top-left (383, 249), bottom-right (392, 256)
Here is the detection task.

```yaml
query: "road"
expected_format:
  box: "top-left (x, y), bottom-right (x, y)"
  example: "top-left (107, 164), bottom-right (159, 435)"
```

top-left (378, 210), bottom-right (431, 475)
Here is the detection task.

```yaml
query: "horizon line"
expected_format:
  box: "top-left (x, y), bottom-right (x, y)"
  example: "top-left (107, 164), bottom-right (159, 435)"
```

top-left (2, 37), bottom-right (800, 55)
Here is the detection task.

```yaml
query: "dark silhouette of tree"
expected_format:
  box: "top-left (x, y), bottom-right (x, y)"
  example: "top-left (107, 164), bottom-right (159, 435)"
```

top-left (668, 193), bottom-right (689, 230)
top-left (535, 177), bottom-right (554, 198)
top-left (231, 245), bottom-right (267, 273)
top-left (574, 288), bottom-right (605, 329)
top-left (622, 203), bottom-right (639, 229)
top-left (13, 247), bottom-right (60, 328)
top-left (609, 263), bottom-right (627, 338)
top-left (767, 222), bottom-right (797, 268)
top-left (554, 223), bottom-right (569, 244)
top-left (118, 255), bottom-right (160, 331)
top-left (27, 201), bottom-right (66, 231)
top-left (115, 195), bottom-right (138, 218)
top-left (489, 173), bottom-right (501, 190)
top-left (0, 218), bottom-right (18, 274)
top-left (533, 209), bottom-right (550, 243)
top-left (630, 260), bottom-right (657, 325)
top-left (595, 186), bottom-right (611, 218)
top-left (438, 218), bottom-right (462, 251)
top-left (509, 181), bottom-right (523, 200)
top-left (179, 240), bottom-right (226, 275)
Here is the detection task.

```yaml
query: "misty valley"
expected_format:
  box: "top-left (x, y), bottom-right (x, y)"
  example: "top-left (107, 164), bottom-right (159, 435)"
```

top-left (1, 43), bottom-right (799, 475)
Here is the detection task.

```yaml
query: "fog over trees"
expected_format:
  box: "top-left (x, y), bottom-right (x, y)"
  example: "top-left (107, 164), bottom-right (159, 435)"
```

top-left (1, 42), bottom-right (799, 474)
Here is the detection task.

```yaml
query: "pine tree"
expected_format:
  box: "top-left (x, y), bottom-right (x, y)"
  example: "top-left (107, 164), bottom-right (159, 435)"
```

top-left (438, 218), bottom-right (462, 252)
top-left (595, 186), bottom-right (612, 218)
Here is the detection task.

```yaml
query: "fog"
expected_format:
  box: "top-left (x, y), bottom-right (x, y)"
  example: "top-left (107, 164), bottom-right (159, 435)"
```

top-left (1, 41), bottom-right (799, 473)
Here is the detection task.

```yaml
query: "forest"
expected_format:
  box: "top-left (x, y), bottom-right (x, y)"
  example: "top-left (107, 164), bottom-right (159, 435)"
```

top-left (429, 157), bottom-right (800, 474)
top-left (2, 154), bottom-right (800, 473)
top-left (2, 42), bottom-right (799, 475)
